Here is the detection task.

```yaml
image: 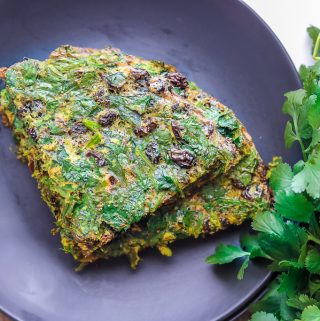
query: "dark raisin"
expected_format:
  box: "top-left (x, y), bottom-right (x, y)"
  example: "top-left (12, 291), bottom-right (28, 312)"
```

top-left (28, 128), bottom-right (37, 140)
top-left (166, 72), bottom-right (188, 89)
top-left (169, 148), bottom-right (195, 168)
top-left (50, 195), bottom-right (58, 205)
top-left (24, 101), bottom-right (33, 112)
top-left (19, 100), bottom-right (44, 117)
top-left (93, 89), bottom-right (110, 106)
top-left (134, 119), bottom-right (157, 137)
top-left (242, 188), bottom-right (254, 201)
top-left (86, 150), bottom-right (105, 167)
top-left (171, 103), bottom-right (181, 112)
top-left (148, 78), bottom-right (166, 93)
top-left (203, 219), bottom-right (211, 233)
top-left (131, 68), bottom-right (150, 80)
top-left (109, 176), bottom-right (117, 185)
top-left (220, 217), bottom-right (228, 228)
top-left (145, 142), bottom-right (160, 164)
top-left (98, 111), bottom-right (118, 127)
top-left (71, 122), bottom-right (87, 134)
top-left (232, 179), bottom-right (245, 189)
top-left (171, 103), bottom-right (190, 114)
top-left (171, 121), bottom-right (184, 141)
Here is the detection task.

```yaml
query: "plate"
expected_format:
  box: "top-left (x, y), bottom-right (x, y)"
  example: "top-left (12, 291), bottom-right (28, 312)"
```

top-left (0, 0), bottom-right (300, 320)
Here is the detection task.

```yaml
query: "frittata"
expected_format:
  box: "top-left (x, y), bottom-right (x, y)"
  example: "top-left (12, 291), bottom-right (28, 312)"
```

top-left (78, 122), bottom-right (270, 268)
top-left (0, 45), bottom-right (268, 264)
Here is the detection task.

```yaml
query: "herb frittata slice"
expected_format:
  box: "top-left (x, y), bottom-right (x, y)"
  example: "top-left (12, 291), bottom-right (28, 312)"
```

top-left (90, 146), bottom-right (270, 268)
top-left (0, 46), bottom-right (248, 261)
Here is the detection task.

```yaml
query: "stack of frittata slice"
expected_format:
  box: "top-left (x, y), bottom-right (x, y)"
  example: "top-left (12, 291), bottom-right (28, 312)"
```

top-left (0, 46), bottom-right (270, 268)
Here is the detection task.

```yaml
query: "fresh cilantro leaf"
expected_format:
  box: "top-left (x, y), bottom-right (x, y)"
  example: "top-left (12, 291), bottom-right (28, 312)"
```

top-left (287, 294), bottom-right (318, 311)
top-left (205, 26), bottom-right (320, 320)
top-left (307, 99), bottom-right (320, 129)
top-left (310, 128), bottom-right (320, 149)
top-left (305, 248), bottom-right (320, 274)
top-left (274, 191), bottom-right (314, 222)
top-left (282, 89), bottom-right (306, 117)
top-left (250, 312), bottom-right (279, 321)
top-left (206, 244), bottom-right (249, 264)
top-left (308, 25), bottom-right (320, 50)
top-left (251, 212), bottom-right (284, 235)
top-left (270, 163), bottom-right (293, 193)
top-left (251, 281), bottom-right (283, 315)
top-left (309, 213), bottom-right (320, 238)
top-left (237, 256), bottom-right (249, 280)
top-left (300, 305), bottom-right (320, 321)
top-left (299, 64), bottom-right (308, 82)
top-left (309, 275), bottom-right (320, 296)
top-left (259, 223), bottom-right (307, 267)
top-left (278, 269), bottom-right (305, 297)
top-left (293, 160), bottom-right (306, 174)
top-left (240, 233), bottom-right (268, 259)
top-left (292, 154), bottom-right (320, 198)
top-left (284, 121), bottom-right (298, 148)
top-left (280, 296), bottom-right (297, 321)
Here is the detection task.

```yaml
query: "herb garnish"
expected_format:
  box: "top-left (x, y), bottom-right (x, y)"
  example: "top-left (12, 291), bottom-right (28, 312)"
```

top-left (206, 26), bottom-right (320, 321)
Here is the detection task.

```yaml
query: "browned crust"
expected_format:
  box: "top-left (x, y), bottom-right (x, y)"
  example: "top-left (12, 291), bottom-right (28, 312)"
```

top-left (0, 67), bottom-right (7, 79)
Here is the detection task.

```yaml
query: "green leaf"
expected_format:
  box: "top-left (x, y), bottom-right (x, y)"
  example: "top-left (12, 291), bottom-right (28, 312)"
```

top-left (82, 118), bottom-right (101, 132)
top-left (105, 72), bottom-right (127, 88)
top-left (300, 64), bottom-right (309, 83)
top-left (307, 100), bottom-right (320, 129)
top-left (280, 296), bottom-right (297, 321)
top-left (292, 154), bottom-right (320, 198)
top-left (287, 294), bottom-right (318, 311)
top-left (300, 305), bottom-right (320, 321)
top-left (252, 212), bottom-right (284, 236)
top-left (282, 89), bottom-right (306, 117)
top-left (270, 163), bottom-right (293, 193)
top-left (274, 191), bottom-right (314, 223)
top-left (284, 121), bottom-right (298, 148)
top-left (306, 248), bottom-right (320, 274)
top-left (259, 223), bottom-right (308, 266)
top-left (251, 281), bottom-right (282, 315)
top-left (250, 312), bottom-right (279, 321)
top-left (308, 25), bottom-right (320, 50)
top-left (309, 275), bottom-right (320, 296)
top-left (278, 268), bottom-right (305, 297)
top-left (205, 244), bottom-right (249, 264)
top-left (293, 160), bottom-right (306, 174)
top-left (86, 133), bottom-right (102, 148)
top-left (310, 129), bottom-right (320, 149)
top-left (309, 213), bottom-right (320, 238)
top-left (240, 234), bottom-right (267, 259)
top-left (237, 256), bottom-right (250, 280)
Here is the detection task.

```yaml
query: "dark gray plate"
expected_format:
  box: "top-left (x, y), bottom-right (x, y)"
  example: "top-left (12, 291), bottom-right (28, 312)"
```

top-left (0, 0), bottom-right (300, 320)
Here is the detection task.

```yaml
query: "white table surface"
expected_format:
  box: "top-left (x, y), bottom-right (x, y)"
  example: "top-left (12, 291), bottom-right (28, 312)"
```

top-left (244, 0), bottom-right (320, 69)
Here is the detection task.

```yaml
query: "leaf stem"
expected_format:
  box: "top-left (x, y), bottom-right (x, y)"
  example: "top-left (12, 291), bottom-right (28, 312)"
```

top-left (293, 113), bottom-right (307, 161)
top-left (313, 32), bottom-right (320, 60)
top-left (308, 233), bottom-right (320, 246)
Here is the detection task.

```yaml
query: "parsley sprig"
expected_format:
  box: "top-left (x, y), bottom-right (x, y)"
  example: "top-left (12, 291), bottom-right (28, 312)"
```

top-left (206, 26), bottom-right (320, 321)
